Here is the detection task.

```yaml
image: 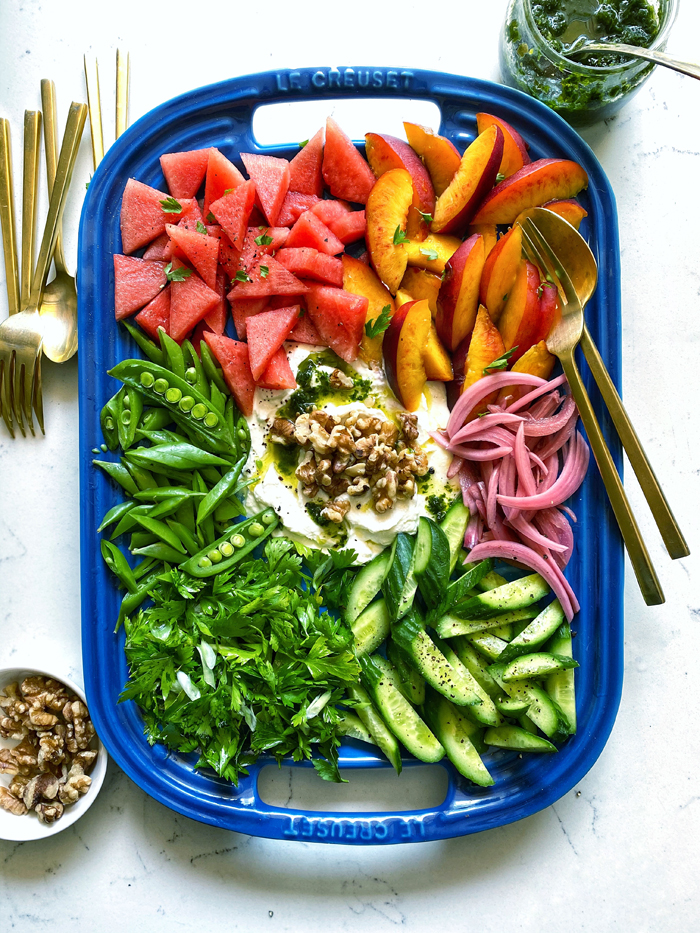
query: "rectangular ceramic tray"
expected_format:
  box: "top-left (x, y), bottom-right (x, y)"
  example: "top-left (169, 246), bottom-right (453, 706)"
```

top-left (78, 67), bottom-right (624, 845)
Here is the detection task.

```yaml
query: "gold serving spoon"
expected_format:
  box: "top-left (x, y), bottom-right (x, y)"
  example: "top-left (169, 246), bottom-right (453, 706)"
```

top-left (569, 41), bottom-right (700, 82)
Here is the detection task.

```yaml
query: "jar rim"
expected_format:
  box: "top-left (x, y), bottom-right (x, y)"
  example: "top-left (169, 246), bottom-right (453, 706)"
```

top-left (522, 0), bottom-right (679, 75)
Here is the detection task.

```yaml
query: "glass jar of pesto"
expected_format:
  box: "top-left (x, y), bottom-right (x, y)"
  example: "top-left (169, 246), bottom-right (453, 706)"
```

top-left (499, 0), bottom-right (678, 126)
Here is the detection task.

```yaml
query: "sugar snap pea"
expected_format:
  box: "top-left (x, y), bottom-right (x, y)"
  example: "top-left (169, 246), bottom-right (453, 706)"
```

top-left (133, 514), bottom-right (187, 554)
top-left (121, 320), bottom-right (165, 366)
top-left (196, 459), bottom-right (245, 526)
top-left (199, 340), bottom-right (229, 397)
top-left (159, 329), bottom-right (186, 381)
top-left (133, 487), bottom-right (202, 503)
top-left (209, 382), bottom-right (226, 417)
top-left (131, 542), bottom-right (185, 564)
top-left (133, 556), bottom-right (157, 580)
top-left (182, 340), bottom-right (210, 400)
top-left (116, 569), bottom-right (162, 630)
top-left (97, 500), bottom-right (135, 533)
top-left (100, 390), bottom-right (122, 451)
top-left (179, 509), bottom-right (279, 577)
top-left (117, 386), bottom-right (144, 451)
top-left (101, 540), bottom-right (138, 593)
top-left (174, 497), bottom-right (196, 535)
top-left (130, 531), bottom-right (158, 550)
top-left (93, 459), bottom-right (140, 497)
top-left (125, 442), bottom-right (231, 472)
top-left (139, 407), bottom-right (174, 432)
top-left (166, 519), bottom-right (200, 556)
top-left (135, 428), bottom-right (191, 446)
top-left (125, 461), bottom-right (159, 492)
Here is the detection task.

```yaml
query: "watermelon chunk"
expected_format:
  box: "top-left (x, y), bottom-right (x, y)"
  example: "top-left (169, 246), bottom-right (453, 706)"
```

top-left (203, 148), bottom-right (246, 218)
top-left (230, 297), bottom-right (268, 340)
top-left (228, 256), bottom-right (308, 299)
top-left (305, 284), bottom-right (368, 362)
top-left (288, 313), bottom-right (326, 346)
top-left (120, 179), bottom-right (173, 254)
top-left (189, 319), bottom-right (213, 355)
top-left (240, 153), bottom-right (290, 226)
top-left (285, 211), bottom-right (345, 256)
top-left (166, 224), bottom-right (219, 290)
top-left (329, 209), bottom-right (366, 244)
top-left (178, 199), bottom-right (204, 226)
top-left (170, 263), bottom-right (221, 342)
top-left (135, 285), bottom-right (171, 340)
top-left (160, 148), bottom-right (210, 198)
top-left (203, 332), bottom-right (256, 417)
top-left (322, 118), bottom-right (376, 205)
top-left (204, 271), bottom-right (228, 335)
top-left (239, 226), bottom-right (290, 273)
top-left (247, 305), bottom-right (301, 380)
top-left (142, 233), bottom-right (170, 261)
top-left (277, 191), bottom-right (322, 227)
top-left (289, 128), bottom-right (324, 196)
top-left (114, 255), bottom-right (167, 320)
top-left (256, 347), bottom-right (297, 390)
top-left (209, 180), bottom-right (256, 250)
top-left (276, 248), bottom-right (343, 286)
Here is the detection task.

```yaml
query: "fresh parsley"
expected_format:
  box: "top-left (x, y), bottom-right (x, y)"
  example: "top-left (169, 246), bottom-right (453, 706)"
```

top-left (420, 247), bottom-right (439, 262)
top-left (418, 210), bottom-right (433, 225)
top-left (495, 172), bottom-right (506, 183)
top-left (234, 270), bottom-right (253, 283)
top-left (393, 226), bottom-right (410, 246)
top-left (260, 265), bottom-right (270, 279)
top-left (196, 220), bottom-right (207, 235)
top-left (483, 347), bottom-right (518, 374)
top-left (164, 262), bottom-right (192, 282)
top-left (254, 230), bottom-right (274, 247)
top-left (160, 196), bottom-right (183, 214)
top-left (364, 305), bottom-right (392, 339)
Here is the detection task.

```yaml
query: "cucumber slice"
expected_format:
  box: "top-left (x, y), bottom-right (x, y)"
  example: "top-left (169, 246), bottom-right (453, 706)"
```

top-left (441, 558), bottom-right (494, 614)
top-left (455, 573), bottom-right (550, 620)
top-left (336, 710), bottom-right (376, 745)
top-left (494, 694), bottom-right (531, 716)
top-left (517, 714), bottom-right (540, 735)
top-left (478, 570), bottom-right (508, 591)
top-left (451, 637), bottom-right (501, 699)
top-left (484, 725), bottom-right (557, 753)
top-left (424, 691), bottom-right (494, 786)
top-left (345, 550), bottom-right (391, 624)
top-left (414, 517), bottom-right (451, 610)
top-left (464, 632), bottom-right (509, 662)
top-left (491, 670), bottom-right (570, 739)
top-left (381, 533), bottom-right (417, 621)
top-left (439, 497), bottom-right (470, 573)
top-left (387, 638), bottom-right (426, 706)
top-left (360, 655), bottom-right (444, 763)
top-left (351, 598), bottom-right (391, 658)
top-left (498, 600), bottom-right (566, 664)
top-left (502, 652), bottom-right (578, 682)
top-left (434, 638), bottom-right (502, 727)
top-left (392, 610), bottom-right (484, 708)
top-left (489, 623), bottom-right (513, 641)
top-left (545, 622), bottom-right (577, 733)
top-left (435, 607), bottom-right (538, 639)
top-left (346, 684), bottom-right (402, 774)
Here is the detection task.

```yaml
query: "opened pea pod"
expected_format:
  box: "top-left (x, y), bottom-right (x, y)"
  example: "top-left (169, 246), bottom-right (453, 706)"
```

top-left (180, 509), bottom-right (280, 577)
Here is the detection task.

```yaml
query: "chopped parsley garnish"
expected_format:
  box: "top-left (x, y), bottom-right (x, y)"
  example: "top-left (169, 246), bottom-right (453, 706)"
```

top-left (160, 196), bottom-right (183, 213)
top-left (364, 305), bottom-right (392, 339)
top-left (164, 262), bottom-right (192, 282)
top-left (393, 226), bottom-right (410, 246)
top-left (418, 210), bottom-right (433, 225)
top-left (234, 270), bottom-right (253, 283)
top-left (483, 347), bottom-right (519, 375)
top-left (254, 230), bottom-right (274, 246)
top-left (495, 172), bottom-right (506, 184)
top-left (259, 265), bottom-right (270, 279)
top-left (196, 220), bottom-right (207, 235)
top-left (420, 247), bottom-right (439, 261)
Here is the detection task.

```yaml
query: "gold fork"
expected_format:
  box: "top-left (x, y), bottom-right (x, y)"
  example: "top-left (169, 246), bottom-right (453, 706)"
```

top-left (0, 103), bottom-right (87, 437)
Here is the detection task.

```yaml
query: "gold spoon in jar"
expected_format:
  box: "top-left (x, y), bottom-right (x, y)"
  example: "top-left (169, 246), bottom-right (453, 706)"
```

top-left (569, 41), bottom-right (700, 81)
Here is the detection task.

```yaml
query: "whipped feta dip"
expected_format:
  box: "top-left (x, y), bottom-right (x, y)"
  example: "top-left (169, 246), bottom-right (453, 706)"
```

top-left (244, 343), bottom-right (457, 563)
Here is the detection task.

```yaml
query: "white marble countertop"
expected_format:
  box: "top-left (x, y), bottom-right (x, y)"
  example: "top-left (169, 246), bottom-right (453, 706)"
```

top-left (1, 0), bottom-right (699, 929)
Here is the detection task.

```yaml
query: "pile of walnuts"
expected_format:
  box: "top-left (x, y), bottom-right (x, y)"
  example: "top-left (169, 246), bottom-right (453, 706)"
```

top-left (0, 676), bottom-right (98, 824)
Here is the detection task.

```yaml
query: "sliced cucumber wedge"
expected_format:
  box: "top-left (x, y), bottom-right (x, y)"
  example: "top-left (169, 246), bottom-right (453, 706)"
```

top-left (351, 598), bottom-right (391, 658)
top-left (424, 691), bottom-right (494, 786)
top-left (455, 573), bottom-right (550, 621)
top-left (434, 637), bottom-right (502, 727)
top-left (502, 652), bottom-right (578, 682)
top-left (451, 637), bottom-right (502, 699)
top-left (336, 710), bottom-right (376, 745)
top-left (382, 533), bottom-right (417, 621)
top-left (435, 607), bottom-right (539, 639)
top-left (387, 638), bottom-right (426, 706)
top-left (439, 497), bottom-right (470, 573)
top-left (497, 600), bottom-right (566, 664)
top-left (414, 517), bottom-right (451, 610)
top-left (545, 621), bottom-right (577, 734)
top-left (484, 725), bottom-right (557, 753)
top-left (346, 684), bottom-right (402, 774)
top-left (345, 550), bottom-right (391, 624)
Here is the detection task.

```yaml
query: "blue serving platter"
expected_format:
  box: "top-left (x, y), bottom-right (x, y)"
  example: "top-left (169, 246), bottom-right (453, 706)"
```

top-left (78, 67), bottom-right (624, 845)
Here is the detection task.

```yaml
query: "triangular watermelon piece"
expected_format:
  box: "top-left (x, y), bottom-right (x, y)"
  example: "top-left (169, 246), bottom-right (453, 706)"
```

top-left (322, 118), bottom-right (376, 205)
top-left (228, 256), bottom-right (309, 299)
top-left (170, 262), bottom-right (221, 342)
top-left (305, 284), bottom-right (368, 362)
top-left (203, 148), bottom-right (246, 218)
top-left (114, 255), bottom-right (167, 320)
top-left (205, 225), bottom-right (241, 279)
top-left (276, 248), bottom-right (343, 286)
top-left (166, 224), bottom-right (220, 290)
top-left (204, 271), bottom-right (228, 335)
top-left (240, 153), bottom-right (290, 226)
top-left (285, 210), bottom-right (345, 255)
top-left (160, 148), bottom-right (211, 198)
top-left (289, 128), bottom-right (324, 197)
top-left (288, 312), bottom-right (326, 346)
top-left (203, 332), bottom-right (256, 417)
top-left (178, 198), bottom-right (204, 226)
top-left (239, 226), bottom-right (290, 274)
top-left (120, 179), bottom-right (173, 254)
top-left (135, 285), bottom-right (171, 340)
top-left (230, 297), bottom-right (268, 340)
top-left (328, 209), bottom-right (366, 244)
top-left (209, 180), bottom-right (256, 249)
top-left (256, 347), bottom-right (297, 390)
top-left (247, 305), bottom-right (301, 380)
top-left (277, 191), bottom-right (322, 227)
top-left (311, 198), bottom-right (351, 223)
top-left (142, 233), bottom-right (170, 261)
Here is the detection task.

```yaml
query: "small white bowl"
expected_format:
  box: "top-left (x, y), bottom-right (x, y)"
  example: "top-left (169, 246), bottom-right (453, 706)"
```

top-left (0, 665), bottom-right (107, 842)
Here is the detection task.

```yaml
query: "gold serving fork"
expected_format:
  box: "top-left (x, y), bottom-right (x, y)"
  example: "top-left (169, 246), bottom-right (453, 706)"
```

top-left (84, 49), bottom-right (130, 170)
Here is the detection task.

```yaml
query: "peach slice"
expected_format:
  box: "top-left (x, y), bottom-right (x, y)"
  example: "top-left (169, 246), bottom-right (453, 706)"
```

top-left (365, 133), bottom-right (435, 241)
top-left (423, 323), bottom-right (453, 382)
top-left (342, 254), bottom-right (395, 364)
top-left (497, 340), bottom-right (556, 406)
top-left (476, 112), bottom-right (530, 178)
top-left (399, 267), bottom-right (442, 317)
top-left (462, 305), bottom-right (506, 413)
top-left (436, 233), bottom-right (485, 352)
top-left (403, 122), bottom-right (461, 197)
top-left (467, 222), bottom-right (498, 258)
top-left (431, 125), bottom-right (504, 234)
top-left (472, 159), bottom-right (589, 226)
top-left (479, 224), bottom-right (523, 322)
top-left (395, 289), bottom-right (413, 307)
top-left (383, 298), bottom-right (432, 411)
top-left (366, 168), bottom-right (414, 294)
top-left (542, 198), bottom-right (588, 230)
top-left (404, 233), bottom-right (461, 275)
top-left (497, 259), bottom-right (541, 361)
top-left (446, 333), bottom-right (471, 410)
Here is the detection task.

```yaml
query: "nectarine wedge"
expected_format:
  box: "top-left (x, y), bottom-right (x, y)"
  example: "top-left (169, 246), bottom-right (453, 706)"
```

top-left (431, 125), bottom-right (504, 234)
top-left (476, 112), bottom-right (530, 179)
top-left (342, 254), bottom-right (395, 364)
top-left (366, 168), bottom-right (413, 294)
top-left (542, 198), bottom-right (588, 230)
top-left (463, 305), bottom-right (506, 411)
top-left (399, 267), bottom-right (442, 317)
top-left (404, 233), bottom-right (461, 275)
top-left (436, 233), bottom-right (485, 352)
top-left (365, 133), bottom-right (435, 241)
top-left (479, 224), bottom-right (523, 322)
top-left (497, 259), bottom-right (541, 361)
top-left (403, 122), bottom-right (461, 197)
top-left (467, 223), bottom-right (498, 258)
top-left (383, 299), bottom-right (432, 411)
top-left (497, 340), bottom-right (556, 406)
top-left (472, 159), bottom-right (589, 225)
top-left (423, 323), bottom-right (453, 382)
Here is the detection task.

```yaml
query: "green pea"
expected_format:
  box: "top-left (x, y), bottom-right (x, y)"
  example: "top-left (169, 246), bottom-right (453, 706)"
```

top-left (237, 427), bottom-right (248, 441)
top-left (120, 411), bottom-right (132, 425)
top-left (197, 556), bottom-right (213, 569)
top-left (165, 387), bottom-right (182, 404)
top-left (249, 522), bottom-right (265, 538)
top-left (219, 542), bottom-right (234, 558)
top-left (104, 417), bottom-right (115, 430)
top-left (262, 510), bottom-right (276, 525)
top-left (185, 367), bottom-right (197, 384)
top-left (207, 549), bottom-right (223, 564)
top-left (154, 378), bottom-right (169, 395)
top-left (230, 533), bottom-right (246, 548)
top-left (179, 396), bottom-right (195, 413)
top-left (191, 403), bottom-right (207, 421)
top-left (122, 395), bottom-right (131, 410)
top-left (204, 411), bottom-right (219, 428)
top-left (140, 371), bottom-right (156, 388)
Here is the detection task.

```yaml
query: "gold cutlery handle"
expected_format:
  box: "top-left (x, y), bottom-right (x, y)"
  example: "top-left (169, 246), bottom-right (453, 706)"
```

top-left (0, 118), bottom-right (20, 316)
top-left (28, 102), bottom-right (87, 312)
top-left (559, 350), bottom-right (665, 606)
top-left (84, 56), bottom-right (104, 170)
top-left (580, 324), bottom-right (689, 561)
top-left (116, 49), bottom-right (130, 139)
top-left (40, 78), bottom-right (67, 274)
top-left (21, 110), bottom-right (42, 309)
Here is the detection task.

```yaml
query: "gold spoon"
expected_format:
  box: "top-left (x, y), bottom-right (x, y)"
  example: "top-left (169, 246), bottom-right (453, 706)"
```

top-left (569, 42), bottom-right (700, 82)
top-left (520, 208), bottom-right (689, 562)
